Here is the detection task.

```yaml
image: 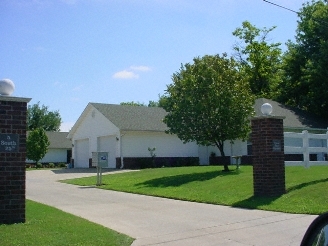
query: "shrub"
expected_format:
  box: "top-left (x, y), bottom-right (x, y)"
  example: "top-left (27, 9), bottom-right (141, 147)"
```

top-left (36, 163), bottom-right (42, 169)
top-left (48, 163), bottom-right (55, 168)
top-left (59, 163), bottom-right (67, 168)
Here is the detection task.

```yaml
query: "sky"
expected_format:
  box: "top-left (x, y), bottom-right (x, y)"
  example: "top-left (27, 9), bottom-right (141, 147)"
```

top-left (0, 0), bottom-right (306, 132)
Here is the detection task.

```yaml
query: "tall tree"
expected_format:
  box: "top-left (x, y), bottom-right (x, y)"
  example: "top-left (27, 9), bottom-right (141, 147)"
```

top-left (278, 0), bottom-right (328, 119)
top-left (163, 54), bottom-right (254, 171)
top-left (233, 21), bottom-right (283, 98)
top-left (27, 102), bottom-right (61, 131)
top-left (26, 128), bottom-right (50, 166)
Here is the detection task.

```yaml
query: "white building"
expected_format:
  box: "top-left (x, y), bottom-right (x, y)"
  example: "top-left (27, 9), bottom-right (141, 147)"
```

top-left (67, 99), bottom-right (328, 168)
top-left (26, 131), bottom-right (71, 164)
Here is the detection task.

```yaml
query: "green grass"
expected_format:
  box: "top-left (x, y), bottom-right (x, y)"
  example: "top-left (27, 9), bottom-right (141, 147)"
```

top-left (0, 200), bottom-right (134, 246)
top-left (63, 165), bottom-right (328, 215)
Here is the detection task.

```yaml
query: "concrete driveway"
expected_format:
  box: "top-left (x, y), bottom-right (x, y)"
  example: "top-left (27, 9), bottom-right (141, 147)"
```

top-left (26, 169), bottom-right (316, 246)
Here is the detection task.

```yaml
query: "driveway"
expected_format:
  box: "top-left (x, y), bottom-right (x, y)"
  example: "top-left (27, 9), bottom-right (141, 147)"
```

top-left (26, 169), bottom-right (316, 246)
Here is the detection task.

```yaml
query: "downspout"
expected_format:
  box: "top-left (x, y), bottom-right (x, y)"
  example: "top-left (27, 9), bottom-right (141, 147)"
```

top-left (120, 133), bottom-right (125, 169)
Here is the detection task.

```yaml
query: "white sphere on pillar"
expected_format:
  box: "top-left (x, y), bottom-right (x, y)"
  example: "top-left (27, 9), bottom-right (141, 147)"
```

top-left (0, 79), bottom-right (15, 96)
top-left (261, 103), bottom-right (273, 116)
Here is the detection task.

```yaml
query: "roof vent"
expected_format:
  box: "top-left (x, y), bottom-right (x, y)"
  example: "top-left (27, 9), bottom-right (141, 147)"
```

top-left (0, 79), bottom-right (15, 96)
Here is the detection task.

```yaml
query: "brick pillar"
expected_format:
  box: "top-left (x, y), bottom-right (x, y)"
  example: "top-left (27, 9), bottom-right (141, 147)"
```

top-left (0, 96), bottom-right (31, 224)
top-left (251, 116), bottom-right (285, 197)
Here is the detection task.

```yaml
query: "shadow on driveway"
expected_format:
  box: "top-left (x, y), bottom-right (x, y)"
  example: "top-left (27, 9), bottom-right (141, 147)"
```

top-left (51, 168), bottom-right (117, 175)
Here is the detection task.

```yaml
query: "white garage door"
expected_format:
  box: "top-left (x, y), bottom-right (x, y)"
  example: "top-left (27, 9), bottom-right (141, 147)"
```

top-left (75, 139), bottom-right (89, 168)
top-left (98, 136), bottom-right (116, 168)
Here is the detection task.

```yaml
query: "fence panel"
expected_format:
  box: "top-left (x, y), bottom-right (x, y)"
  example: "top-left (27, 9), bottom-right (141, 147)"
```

top-left (284, 130), bottom-right (328, 167)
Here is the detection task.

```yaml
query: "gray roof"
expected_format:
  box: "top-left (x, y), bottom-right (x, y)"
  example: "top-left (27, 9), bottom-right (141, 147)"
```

top-left (254, 98), bottom-right (327, 129)
top-left (27, 131), bottom-right (71, 149)
top-left (90, 103), bottom-right (168, 132)
top-left (74, 99), bottom-right (326, 135)
top-left (45, 132), bottom-right (71, 149)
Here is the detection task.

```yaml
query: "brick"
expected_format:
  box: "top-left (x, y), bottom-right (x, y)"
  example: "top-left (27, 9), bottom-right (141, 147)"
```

top-left (0, 98), bottom-right (28, 224)
top-left (251, 116), bottom-right (286, 197)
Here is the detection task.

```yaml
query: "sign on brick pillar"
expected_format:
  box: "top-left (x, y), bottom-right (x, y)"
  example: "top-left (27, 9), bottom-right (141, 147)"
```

top-left (0, 95), bottom-right (31, 224)
top-left (251, 114), bottom-right (286, 197)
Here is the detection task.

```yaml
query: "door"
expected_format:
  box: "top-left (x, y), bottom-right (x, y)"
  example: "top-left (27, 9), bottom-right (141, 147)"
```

top-left (75, 139), bottom-right (89, 168)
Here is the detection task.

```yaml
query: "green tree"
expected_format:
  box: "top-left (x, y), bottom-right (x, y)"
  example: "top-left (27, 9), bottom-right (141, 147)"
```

top-left (26, 128), bottom-right (50, 166)
top-left (163, 54), bottom-right (254, 171)
top-left (27, 102), bottom-right (61, 131)
top-left (148, 94), bottom-right (168, 108)
top-left (147, 101), bottom-right (159, 107)
top-left (278, 0), bottom-right (328, 119)
top-left (120, 101), bottom-right (146, 106)
top-left (233, 21), bottom-right (283, 98)
top-left (120, 98), bottom-right (167, 107)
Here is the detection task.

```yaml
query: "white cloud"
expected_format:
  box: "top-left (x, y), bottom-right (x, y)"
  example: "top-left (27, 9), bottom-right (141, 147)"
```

top-left (72, 85), bottom-right (83, 91)
top-left (53, 81), bottom-right (65, 89)
top-left (130, 66), bottom-right (152, 72)
top-left (112, 70), bottom-right (139, 79)
top-left (70, 97), bottom-right (80, 102)
top-left (112, 65), bottom-right (151, 80)
top-left (60, 0), bottom-right (78, 5)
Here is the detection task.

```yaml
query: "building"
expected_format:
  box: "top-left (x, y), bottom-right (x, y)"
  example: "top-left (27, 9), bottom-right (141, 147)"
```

top-left (26, 131), bottom-right (71, 164)
top-left (67, 99), bottom-right (328, 168)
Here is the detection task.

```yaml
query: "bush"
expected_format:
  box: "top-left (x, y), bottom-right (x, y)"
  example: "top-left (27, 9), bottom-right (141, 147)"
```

top-left (59, 163), bottom-right (67, 168)
top-left (36, 163), bottom-right (42, 169)
top-left (48, 163), bottom-right (55, 168)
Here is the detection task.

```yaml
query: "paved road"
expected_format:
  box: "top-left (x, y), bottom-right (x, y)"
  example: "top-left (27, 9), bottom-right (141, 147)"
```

top-left (26, 169), bottom-right (317, 246)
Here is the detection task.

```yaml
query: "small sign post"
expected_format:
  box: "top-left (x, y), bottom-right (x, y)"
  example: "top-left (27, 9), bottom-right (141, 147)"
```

top-left (92, 152), bottom-right (108, 186)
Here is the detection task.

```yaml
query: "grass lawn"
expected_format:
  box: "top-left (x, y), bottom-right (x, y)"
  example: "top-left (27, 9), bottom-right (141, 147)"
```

top-left (63, 165), bottom-right (328, 215)
top-left (0, 200), bottom-right (134, 246)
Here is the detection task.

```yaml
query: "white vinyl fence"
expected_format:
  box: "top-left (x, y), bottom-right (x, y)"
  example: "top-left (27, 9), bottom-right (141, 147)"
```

top-left (284, 130), bottom-right (328, 167)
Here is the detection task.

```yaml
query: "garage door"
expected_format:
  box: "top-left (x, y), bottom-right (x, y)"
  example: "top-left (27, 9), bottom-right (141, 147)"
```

top-left (98, 136), bottom-right (116, 168)
top-left (75, 139), bottom-right (89, 168)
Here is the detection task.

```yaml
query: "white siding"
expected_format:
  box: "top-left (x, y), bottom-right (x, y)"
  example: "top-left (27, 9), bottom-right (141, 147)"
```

top-left (71, 106), bottom-right (120, 167)
top-left (122, 131), bottom-right (199, 157)
top-left (26, 149), bottom-right (68, 163)
top-left (40, 149), bottom-right (67, 163)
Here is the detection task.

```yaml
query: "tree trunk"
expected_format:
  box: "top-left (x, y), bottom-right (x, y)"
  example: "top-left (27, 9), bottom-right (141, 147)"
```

top-left (216, 141), bottom-right (229, 171)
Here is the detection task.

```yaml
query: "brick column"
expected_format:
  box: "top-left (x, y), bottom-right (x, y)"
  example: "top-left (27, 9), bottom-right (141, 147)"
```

top-left (251, 116), bottom-right (285, 197)
top-left (0, 96), bottom-right (31, 224)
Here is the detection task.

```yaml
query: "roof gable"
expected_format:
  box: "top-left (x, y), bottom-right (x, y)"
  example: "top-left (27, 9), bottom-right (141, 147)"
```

top-left (90, 103), bottom-right (168, 132)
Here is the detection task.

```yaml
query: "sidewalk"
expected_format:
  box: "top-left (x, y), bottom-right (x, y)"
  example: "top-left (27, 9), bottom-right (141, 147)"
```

top-left (26, 169), bottom-right (317, 246)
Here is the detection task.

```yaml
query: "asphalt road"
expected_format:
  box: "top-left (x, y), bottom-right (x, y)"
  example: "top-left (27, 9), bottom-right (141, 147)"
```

top-left (26, 169), bottom-right (317, 246)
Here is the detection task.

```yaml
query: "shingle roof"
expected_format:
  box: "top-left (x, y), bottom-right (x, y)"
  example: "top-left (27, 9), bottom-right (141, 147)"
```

top-left (45, 132), bottom-right (71, 149)
top-left (70, 99), bottom-right (326, 135)
top-left (46, 132), bottom-right (72, 149)
top-left (27, 131), bottom-right (71, 149)
top-left (90, 103), bottom-right (168, 132)
top-left (254, 98), bottom-right (327, 129)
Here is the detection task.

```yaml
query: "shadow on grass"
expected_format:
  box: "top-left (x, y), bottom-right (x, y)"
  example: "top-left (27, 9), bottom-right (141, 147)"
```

top-left (287, 178), bottom-right (328, 192)
top-left (135, 170), bottom-right (240, 188)
top-left (233, 177), bottom-right (328, 210)
top-left (232, 196), bottom-right (279, 210)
